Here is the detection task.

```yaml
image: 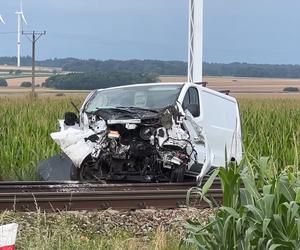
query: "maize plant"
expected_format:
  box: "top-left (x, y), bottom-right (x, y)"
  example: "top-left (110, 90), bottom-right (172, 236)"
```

top-left (183, 163), bottom-right (300, 249)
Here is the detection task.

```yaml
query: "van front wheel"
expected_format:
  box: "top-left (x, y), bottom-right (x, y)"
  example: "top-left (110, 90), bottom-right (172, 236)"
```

top-left (170, 166), bottom-right (185, 183)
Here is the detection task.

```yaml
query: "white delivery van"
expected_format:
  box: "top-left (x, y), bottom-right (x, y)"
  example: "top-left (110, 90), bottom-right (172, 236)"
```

top-left (39, 82), bottom-right (243, 184)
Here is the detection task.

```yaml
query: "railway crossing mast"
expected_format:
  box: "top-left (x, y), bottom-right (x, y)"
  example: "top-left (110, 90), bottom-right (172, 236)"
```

top-left (188, 0), bottom-right (203, 83)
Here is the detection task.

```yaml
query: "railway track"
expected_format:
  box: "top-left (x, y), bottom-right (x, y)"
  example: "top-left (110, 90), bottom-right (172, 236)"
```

top-left (0, 180), bottom-right (223, 212)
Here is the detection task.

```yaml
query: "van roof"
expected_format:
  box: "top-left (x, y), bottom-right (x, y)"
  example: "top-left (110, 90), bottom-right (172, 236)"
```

top-left (96, 82), bottom-right (185, 91)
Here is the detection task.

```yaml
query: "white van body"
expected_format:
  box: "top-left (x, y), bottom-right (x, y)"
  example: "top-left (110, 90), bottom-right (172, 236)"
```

top-left (176, 82), bottom-right (242, 178)
top-left (48, 82), bottom-right (242, 184)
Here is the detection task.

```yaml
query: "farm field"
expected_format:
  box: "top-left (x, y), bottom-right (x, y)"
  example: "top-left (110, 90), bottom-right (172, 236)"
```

top-left (160, 76), bottom-right (300, 97)
top-left (0, 88), bottom-right (89, 97)
top-left (0, 65), bottom-right (62, 73)
top-left (5, 76), bottom-right (49, 87)
top-left (0, 96), bottom-right (300, 180)
top-left (1, 76), bottom-right (300, 97)
top-left (1, 90), bottom-right (300, 249)
top-left (0, 65), bottom-right (61, 89)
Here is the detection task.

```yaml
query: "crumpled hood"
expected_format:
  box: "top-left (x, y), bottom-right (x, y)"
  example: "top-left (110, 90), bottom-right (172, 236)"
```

top-left (92, 107), bottom-right (160, 121)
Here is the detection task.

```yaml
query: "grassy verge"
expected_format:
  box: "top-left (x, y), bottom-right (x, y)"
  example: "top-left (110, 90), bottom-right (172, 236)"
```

top-left (0, 211), bottom-right (196, 250)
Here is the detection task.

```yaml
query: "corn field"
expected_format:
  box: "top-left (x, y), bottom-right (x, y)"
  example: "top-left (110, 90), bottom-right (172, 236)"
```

top-left (0, 96), bottom-right (300, 180)
top-left (242, 99), bottom-right (300, 175)
top-left (0, 96), bottom-right (84, 180)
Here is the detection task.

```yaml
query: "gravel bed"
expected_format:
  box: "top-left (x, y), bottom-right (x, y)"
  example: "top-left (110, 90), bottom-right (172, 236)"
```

top-left (59, 208), bottom-right (212, 236)
top-left (7, 208), bottom-right (213, 238)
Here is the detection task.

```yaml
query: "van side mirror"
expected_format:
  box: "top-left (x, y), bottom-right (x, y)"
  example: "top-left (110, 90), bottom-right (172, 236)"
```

top-left (64, 112), bottom-right (79, 126)
top-left (186, 104), bottom-right (200, 117)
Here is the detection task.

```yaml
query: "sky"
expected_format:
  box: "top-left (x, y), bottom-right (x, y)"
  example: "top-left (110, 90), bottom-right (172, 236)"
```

top-left (0, 0), bottom-right (300, 64)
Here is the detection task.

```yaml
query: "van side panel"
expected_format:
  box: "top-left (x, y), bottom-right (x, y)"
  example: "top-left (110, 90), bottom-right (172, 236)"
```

top-left (200, 89), bottom-right (242, 167)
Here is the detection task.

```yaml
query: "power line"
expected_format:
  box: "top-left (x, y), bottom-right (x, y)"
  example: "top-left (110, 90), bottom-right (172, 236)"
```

top-left (22, 30), bottom-right (46, 97)
top-left (0, 31), bottom-right (17, 35)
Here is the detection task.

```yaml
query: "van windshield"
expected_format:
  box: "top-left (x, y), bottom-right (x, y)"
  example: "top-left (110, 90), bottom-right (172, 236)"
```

top-left (84, 84), bottom-right (183, 112)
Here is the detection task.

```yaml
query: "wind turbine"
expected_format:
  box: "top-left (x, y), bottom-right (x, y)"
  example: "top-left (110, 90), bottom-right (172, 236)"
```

top-left (188, 0), bottom-right (203, 83)
top-left (0, 15), bottom-right (5, 24)
top-left (16, 0), bottom-right (27, 67)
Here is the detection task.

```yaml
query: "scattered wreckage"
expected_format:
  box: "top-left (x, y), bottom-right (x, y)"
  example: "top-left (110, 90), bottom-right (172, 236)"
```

top-left (38, 83), bottom-right (243, 184)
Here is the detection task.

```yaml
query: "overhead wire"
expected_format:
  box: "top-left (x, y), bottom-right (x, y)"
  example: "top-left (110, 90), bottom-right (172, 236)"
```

top-left (0, 31), bottom-right (17, 35)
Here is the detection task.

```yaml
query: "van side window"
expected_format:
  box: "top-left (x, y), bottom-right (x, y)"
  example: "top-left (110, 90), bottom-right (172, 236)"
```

top-left (189, 88), bottom-right (200, 106)
top-left (182, 87), bottom-right (200, 117)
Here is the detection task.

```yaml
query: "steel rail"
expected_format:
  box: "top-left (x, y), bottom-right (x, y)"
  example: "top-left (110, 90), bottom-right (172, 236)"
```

top-left (0, 181), bottom-right (223, 212)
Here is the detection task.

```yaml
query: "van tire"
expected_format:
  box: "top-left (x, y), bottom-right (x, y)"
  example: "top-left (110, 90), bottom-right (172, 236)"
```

top-left (170, 167), bottom-right (185, 182)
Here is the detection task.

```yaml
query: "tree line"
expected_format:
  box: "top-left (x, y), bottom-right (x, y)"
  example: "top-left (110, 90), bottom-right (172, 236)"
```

top-left (2, 57), bottom-right (300, 78)
top-left (203, 62), bottom-right (300, 78)
top-left (42, 72), bottom-right (159, 90)
top-left (0, 57), bottom-right (187, 76)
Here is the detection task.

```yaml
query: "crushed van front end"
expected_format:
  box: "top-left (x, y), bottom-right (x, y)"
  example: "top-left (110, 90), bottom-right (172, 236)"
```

top-left (46, 105), bottom-right (203, 183)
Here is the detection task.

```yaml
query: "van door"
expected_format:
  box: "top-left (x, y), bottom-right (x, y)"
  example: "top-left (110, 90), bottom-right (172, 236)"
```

top-left (181, 87), bottom-right (207, 174)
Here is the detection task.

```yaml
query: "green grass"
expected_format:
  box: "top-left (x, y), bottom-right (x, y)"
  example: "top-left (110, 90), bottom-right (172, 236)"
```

top-left (1, 96), bottom-right (300, 180)
top-left (0, 211), bottom-right (190, 250)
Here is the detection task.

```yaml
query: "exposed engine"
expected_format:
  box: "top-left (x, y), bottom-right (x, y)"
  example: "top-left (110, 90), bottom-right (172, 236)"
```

top-left (77, 106), bottom-right (194, 182)
top-left (43, 101), bottom-right (206, 183)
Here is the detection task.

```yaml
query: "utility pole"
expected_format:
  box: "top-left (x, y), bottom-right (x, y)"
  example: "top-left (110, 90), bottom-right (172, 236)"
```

top-left (22, 30), bottom-right (46, 97)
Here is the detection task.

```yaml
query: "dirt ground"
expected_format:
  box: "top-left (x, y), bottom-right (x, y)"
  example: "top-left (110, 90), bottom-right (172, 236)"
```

top-left (0, 76), bottom-right (89, 96)
top-left (160, 76), bottom-right (300, 97)
top-left (6, 76), bottom-right (49, 87)
top-left (1, 76), bottom-right (300, 98)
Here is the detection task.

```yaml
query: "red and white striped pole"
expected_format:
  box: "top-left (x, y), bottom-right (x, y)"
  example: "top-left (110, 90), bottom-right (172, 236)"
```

top-left (0, 224), bottom-right (18, 250)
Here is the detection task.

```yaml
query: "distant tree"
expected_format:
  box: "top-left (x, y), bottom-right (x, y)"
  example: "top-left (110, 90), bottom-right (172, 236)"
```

top-left (20, 81), bottom-right (32, 88)
top-left (283, 87), bottom-right (299, 92)
top-left (43, 72), bottom-right (159, 90)
top-left (2, 56), bottom-right (300, 78)
top-left (0, 78), bottom-right (8, 87)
